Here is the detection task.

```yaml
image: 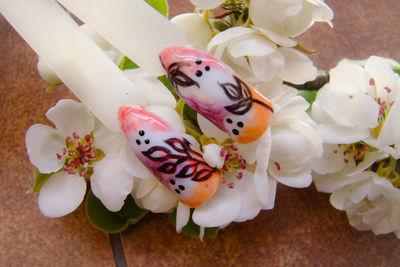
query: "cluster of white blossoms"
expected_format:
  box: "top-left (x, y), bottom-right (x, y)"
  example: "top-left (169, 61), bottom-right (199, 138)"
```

top-left (163, 0), bottom-right (329, 230)
top-left (311, 56), bottom-right (400, 238)
top-left (26, 0), bottom-right (329, 237)
top-left (185, 0), bottom-right (333, 84)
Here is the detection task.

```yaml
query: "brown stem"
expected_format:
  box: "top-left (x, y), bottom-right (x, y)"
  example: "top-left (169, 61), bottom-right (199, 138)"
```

top-left (283, 72), bottom-right (330, 91)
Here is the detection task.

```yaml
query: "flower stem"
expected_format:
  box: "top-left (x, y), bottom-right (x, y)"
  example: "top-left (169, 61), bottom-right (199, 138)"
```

top-left (283, 71), bottom-right (330, 91)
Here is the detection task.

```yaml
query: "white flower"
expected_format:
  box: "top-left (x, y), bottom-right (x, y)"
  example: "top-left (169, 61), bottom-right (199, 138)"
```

top-left (312, 56), bottom-right (400, 157)
top-left (312, 56), bottom-right (400, 238)
top-left (259, 81), bottom-right (323, 188)
top-left (249, 0), bottom-right (333, 37)
top-left (25, 99), bottom-right (130, 217)
top-left (36, 24), bottom-right (123, 85)
top-left (89, 65), bottom-right (182, 212)
top-left (207, 26), bottom-right (317, 84)
top-left (315, 170), bottom-right (400, 237)
top-left (189, 0), bottom-right (225, 10)
top-left (180, 79), bottom-right (322, 228)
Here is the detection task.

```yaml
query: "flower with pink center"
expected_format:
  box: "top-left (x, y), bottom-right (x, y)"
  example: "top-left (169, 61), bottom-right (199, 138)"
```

top-left (311, 56), bottom-right (400, 157)
top-left (25, 99), bottom-right (132, 217)
top-left (311, 56), bottom-right (400, 238)
top-left (172, 79), bottom-right (322, 230)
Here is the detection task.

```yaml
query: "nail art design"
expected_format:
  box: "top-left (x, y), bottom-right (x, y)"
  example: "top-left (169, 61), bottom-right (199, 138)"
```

top-left (118, 105), bottom-right (221, 207)
top-left (160, 46), bottom-right (274, 143)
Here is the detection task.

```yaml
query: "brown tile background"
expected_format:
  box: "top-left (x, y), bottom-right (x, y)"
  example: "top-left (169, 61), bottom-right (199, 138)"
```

top-left (1, 0), bottom-right (399, 266)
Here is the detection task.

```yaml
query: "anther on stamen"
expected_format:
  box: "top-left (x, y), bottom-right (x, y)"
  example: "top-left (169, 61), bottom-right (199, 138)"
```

top-left (57, 132), bottom-right (100, 178)
top-left (89, 150), bottom-right (97, 158)
top-left (236, 172), bottom-right (243, 180)
top-left (227, 182), bottom-right (235, 189)
top-left (274, 162), bottom-right (281, 171)
top-left (369, 78), bottom-right (376, 86)
top-left (221, 142), bottom-right (247, 172)
top-left (220, 148), bottom-right (228, 157)
top-left (239, 158), bottom-right (246, 169)
top-left (73, 132), bottom-right (80, 139)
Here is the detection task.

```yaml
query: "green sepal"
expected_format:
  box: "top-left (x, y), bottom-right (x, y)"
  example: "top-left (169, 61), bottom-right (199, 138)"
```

top-left (86, 190), bottom-right (148, 233)
top-left (46, 82), bottom-right (63, 92)
top-left (298, 89), bottom-right (317, 115)
top-left (386, 58), bottom-right (400, 76)
top-left (119, 56), bottom-right (140, 70)
top-left (144, 0), bottom-right (168, 17)
top-left (213, 20), bottom-right (230, 32)
top-left (176, 99), bottom-right (203, 140)
top-left (158, 75), bottom-right (180, 101)
top-left (26, 169), bottom-right (56, 193)
top-left (168, 208), bottom-right (219, 238)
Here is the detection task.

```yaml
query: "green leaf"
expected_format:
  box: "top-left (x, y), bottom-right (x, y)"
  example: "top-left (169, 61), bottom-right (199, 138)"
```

top-left (158, 75), bottom-right (180, 101)
top-left (176, 99), bottom-right (203, 139)
top-left (168, 208), bottom-right (219, 238)
top-left (298, 90), bottom-right (317, 105)
top-left (144, 0), bottom-right (168, 17)
top-left (27, 169), bottom-right (56, 193)
top-left (298, 90), bottom-right (317, 115)
top-left (86, 190), bottom-right (148, 233)
top-left (119, 56), bottom-right (140, 70)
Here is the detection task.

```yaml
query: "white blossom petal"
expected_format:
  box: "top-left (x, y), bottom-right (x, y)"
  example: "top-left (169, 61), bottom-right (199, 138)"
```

top-left (253, 129), bottom-right (272, 206)
top-left (312, 144), bottom-right (347, 175)
top-left (208, 27), bottom-right (255, 56)
top-left (176, 201), bottom-right (190, 233)
top-left (133, 177), bottom-right (158, 199)
top-left (93, 118), bottom-right (126, 154)
top-left (253, 26), bottom-right (297, 47)
top-left (278, 47), bottom-right (317, 84)
top-left (38, 172), bottom-right (86, 217)
top-left (228, 34), bottom-right (276, 58)
top-left (46, 99), bottom-right (94, 137)
top-left (377, 102), bottom-right (400, 147)
top-left (138, 182), bottom-right (177, 213)
top-left (249, 0), bottom-right (320, 37)
top-left (90, 154), bottom-right (134, 212)
top-left (25, 124), bottom-right (64, 173)
top-left (264, 177), bottom-right (277, 210)
top-left (189, 0), bottom-right (225, 10)
top-left (198, 114), bottom-right (229, 142)
top-left (248, 51), bottom-right (284, 82)
top-left (234, 170), bottom-right (263, 222)
top-left (202, 143), bottom-right (225, 168)
top-left (192, 176), bottom-right (241, 227)
top-left (271, 166), bottom-right (312, 188)
top-left (329, 190), bottom-right (348, 210)
top-left (120, 144), bottom-right (154, 179)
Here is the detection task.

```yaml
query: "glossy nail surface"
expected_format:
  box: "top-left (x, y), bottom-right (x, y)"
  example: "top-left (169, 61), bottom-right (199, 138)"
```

top-left (119, 105), bottom-right (221, 207)
top-left (160, 46), bottom-right (274, 143)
